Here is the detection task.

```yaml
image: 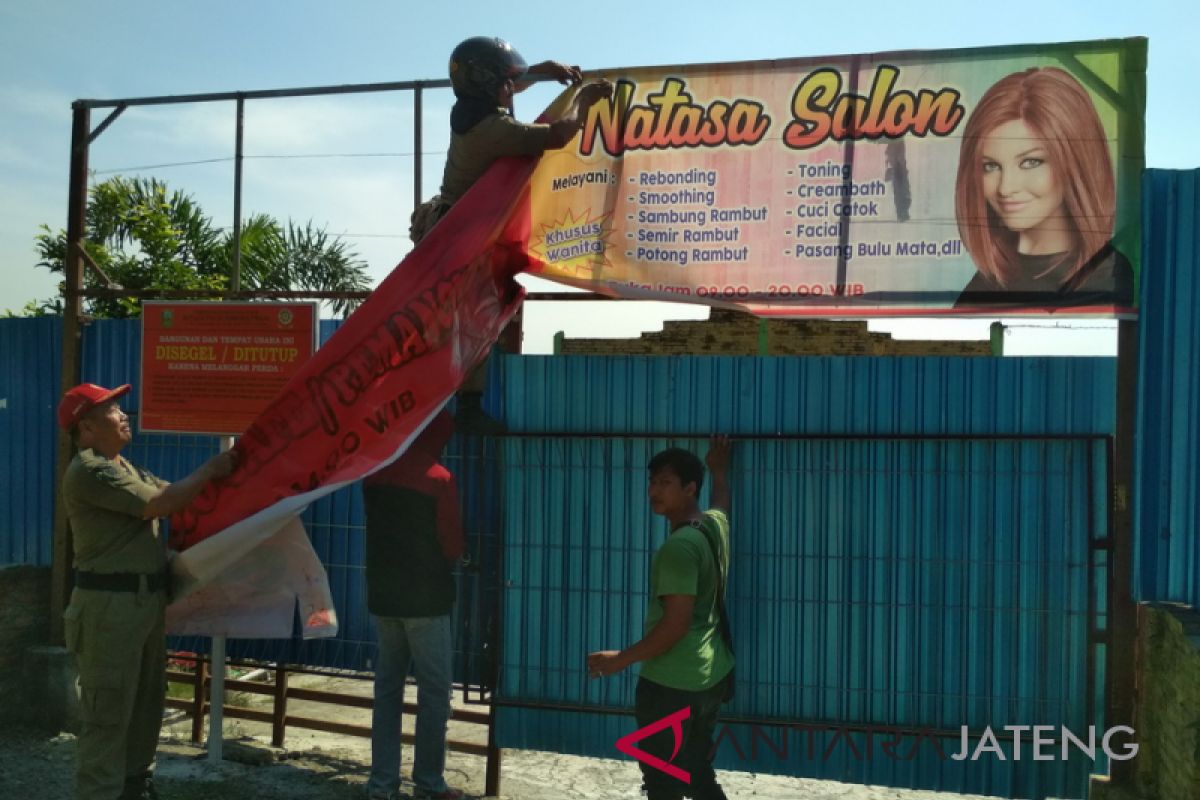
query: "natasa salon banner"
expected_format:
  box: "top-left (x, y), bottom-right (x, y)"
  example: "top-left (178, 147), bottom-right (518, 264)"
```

top-left (527, 38), bottom-right (1146, 317)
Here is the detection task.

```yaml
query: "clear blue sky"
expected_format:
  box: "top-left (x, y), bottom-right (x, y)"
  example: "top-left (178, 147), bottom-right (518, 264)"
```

top-left (1, 0), bottom-right (1191, 351)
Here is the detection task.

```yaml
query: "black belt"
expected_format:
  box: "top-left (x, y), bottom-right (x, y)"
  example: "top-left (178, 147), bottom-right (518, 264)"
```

top-left (76, 570), bottom-right (168, 593)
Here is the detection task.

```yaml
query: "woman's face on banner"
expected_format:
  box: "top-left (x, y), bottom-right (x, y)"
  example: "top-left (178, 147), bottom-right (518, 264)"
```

top-left (980, 118), bottom-right (1066, 237)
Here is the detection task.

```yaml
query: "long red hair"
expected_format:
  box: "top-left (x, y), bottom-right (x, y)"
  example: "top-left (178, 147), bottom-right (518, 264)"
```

top-left (955, 67), bottom-right (1114, 287)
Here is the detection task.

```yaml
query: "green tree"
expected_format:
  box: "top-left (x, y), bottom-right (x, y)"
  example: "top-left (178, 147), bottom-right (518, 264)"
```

top-left (30, 176), bottom-right (371, 317)
top-left (2, 299), bottom-right (58, 318)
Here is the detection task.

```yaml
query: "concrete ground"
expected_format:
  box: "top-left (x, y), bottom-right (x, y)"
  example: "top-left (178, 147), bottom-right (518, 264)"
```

top-left (148, 672), bottom-right (1008, 800)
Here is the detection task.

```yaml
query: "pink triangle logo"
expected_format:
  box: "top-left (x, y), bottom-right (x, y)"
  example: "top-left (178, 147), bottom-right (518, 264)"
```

top-left (615, 706), bottom-right (692, 784)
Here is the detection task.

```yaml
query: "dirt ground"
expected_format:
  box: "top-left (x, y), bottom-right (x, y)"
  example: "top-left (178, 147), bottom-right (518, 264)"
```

top-left (0, 672), bottom-right (1010, 800)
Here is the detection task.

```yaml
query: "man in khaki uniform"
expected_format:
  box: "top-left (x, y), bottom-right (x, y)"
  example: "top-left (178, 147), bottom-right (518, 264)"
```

top-left (58, 382), bottom-right (236, 800)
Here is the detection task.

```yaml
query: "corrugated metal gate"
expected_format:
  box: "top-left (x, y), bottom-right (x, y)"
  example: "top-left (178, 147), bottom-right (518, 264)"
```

top-left (494, 356), bottom-right (1117, 800)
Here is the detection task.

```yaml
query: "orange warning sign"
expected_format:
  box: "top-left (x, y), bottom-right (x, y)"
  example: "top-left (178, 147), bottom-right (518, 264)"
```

top-left (140, 302), bottom-right (317, 434)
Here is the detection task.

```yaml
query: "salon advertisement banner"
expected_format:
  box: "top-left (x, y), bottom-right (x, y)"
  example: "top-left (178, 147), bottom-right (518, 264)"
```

top-left (528, 38), bottom-right (1145, 316)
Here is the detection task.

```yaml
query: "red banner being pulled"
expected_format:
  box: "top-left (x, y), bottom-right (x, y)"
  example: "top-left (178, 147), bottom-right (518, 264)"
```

top-left (165, 155), bottom-right (535, 638)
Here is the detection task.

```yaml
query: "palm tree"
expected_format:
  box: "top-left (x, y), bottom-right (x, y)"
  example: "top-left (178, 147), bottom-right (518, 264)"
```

top-left (223, 214), bottom-right (370, 317)
top-left (31, 176), bottom-right (371, 318)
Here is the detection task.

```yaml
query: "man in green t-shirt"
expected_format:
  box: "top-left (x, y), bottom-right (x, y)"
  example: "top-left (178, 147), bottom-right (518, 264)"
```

top-left (57, 382), bottom-right (236, 800)
top-left (588, 437), bottom-right (734, 800)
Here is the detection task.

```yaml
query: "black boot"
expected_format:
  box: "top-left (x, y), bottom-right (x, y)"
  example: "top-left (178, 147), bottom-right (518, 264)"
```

top-left (455, 392), bottom-right (506, 436)
top-left (121, 772), bottom-right (159, 800)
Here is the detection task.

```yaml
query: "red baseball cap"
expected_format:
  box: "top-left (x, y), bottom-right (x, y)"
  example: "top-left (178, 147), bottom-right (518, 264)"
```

top-left (58, 383), bottom-right (132, 430)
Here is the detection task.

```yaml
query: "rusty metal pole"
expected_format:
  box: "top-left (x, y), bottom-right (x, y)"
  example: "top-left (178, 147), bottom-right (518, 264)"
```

top-left (232, 95), bottom-right (245, 290)
top-left (191, 658), bottom-right (208, 744)
top-left (485, 700), bottom-right (502, 796)
top-left (485, 443), bottom-right (506, 798)
top-left (413, 83), bottom-right (423, 210)
top-left (1107, 319), bottom-right (1139, 786)
top-left (1104, 38), bottom-right (1145, 788)
top-left (271, 664), bottom-right (289, 747)
top-left (50, 102), bottom-right (91, 643)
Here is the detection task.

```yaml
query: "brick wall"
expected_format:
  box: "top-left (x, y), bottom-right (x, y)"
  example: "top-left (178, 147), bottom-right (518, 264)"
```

top-left (558, 308), bottom-right (993, 356)
top-left (1130, 603), bottom-right (1200, 799)
top-left (1092, 603), bottom-right (1200, 799)
top-left (0, 564), bottom-right (50, 723)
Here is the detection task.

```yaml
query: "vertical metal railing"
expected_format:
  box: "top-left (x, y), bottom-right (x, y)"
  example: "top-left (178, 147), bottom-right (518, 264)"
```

top-left (231, 96), bottom-right (245, 288)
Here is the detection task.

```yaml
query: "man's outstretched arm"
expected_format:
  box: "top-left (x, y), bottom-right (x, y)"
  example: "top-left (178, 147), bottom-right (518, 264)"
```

top-left (706, 435), bottom-right (731, 513)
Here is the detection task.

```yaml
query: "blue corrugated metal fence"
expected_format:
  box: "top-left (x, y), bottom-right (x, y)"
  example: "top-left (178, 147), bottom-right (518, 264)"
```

top-left (1136, 168), bottom-right (1200, 607)
top-left (0, 315), bottom-right (62, 565)
top-left (495, 356), bottom-right (1116, 800)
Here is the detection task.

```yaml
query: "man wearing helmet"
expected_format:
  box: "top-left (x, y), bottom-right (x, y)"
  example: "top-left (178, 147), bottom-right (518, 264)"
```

top-left (437, 36), bottom-right (612, 208)
top-left (408, 36), bottom-right (612, 434)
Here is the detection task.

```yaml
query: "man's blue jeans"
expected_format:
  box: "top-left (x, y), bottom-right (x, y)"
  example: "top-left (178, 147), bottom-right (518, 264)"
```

top-left (368, 614), bottom-right (454, 797)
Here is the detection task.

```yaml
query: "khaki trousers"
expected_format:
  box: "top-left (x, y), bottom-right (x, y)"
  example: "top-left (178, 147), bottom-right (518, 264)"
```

top-left (64, 586), bottom-right (167, 800)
